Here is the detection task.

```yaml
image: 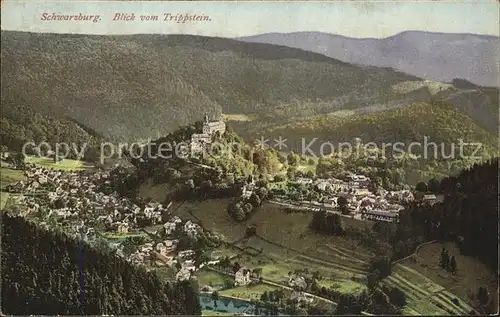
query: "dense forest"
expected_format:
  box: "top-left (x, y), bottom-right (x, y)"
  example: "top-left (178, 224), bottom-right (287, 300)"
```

top-left (0, 97), bottom-right (103, 161)
top-left (306, 159), bottom-right (498, 315)
top-left (2, 31), bottom-right (434, 141)
top-left (234, 101), bottom-right (498, 185)
top-left (365, 159), bottom-right (498, 295)
top-left (1, 213), bottom-right (201, 315)
top-left (244, 101), bottom-right (497, 157)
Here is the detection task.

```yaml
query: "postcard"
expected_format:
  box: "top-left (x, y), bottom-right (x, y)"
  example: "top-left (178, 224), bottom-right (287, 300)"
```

top-left (1, 1), bottom-right (498, 316)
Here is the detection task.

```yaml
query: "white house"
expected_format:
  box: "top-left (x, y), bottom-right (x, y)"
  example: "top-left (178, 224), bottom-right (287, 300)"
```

top-left (176, 267), bottom-right (193, 281)
top-left (178, 249), bottom-right (196, 260)
top-left (164, 221), bottom-right (177, 235)
top-left (184, 221), bottom-right (201, 238)
top-left (234, 267), bottom-right (252, 286)
top-left (295, 178), bottom-right (313, 185)
top-left (288, 274), bottom-right (308, 290)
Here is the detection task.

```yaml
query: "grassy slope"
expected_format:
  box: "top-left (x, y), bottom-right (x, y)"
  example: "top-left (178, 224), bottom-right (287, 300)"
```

top-left (1, 31), bottom-right (420, 141)
top-left (173, 199), bottom-right (373, 286)
top-left (24, 157), bottom-right (91, 171)
top-left (219, 284), bottom-right (281, 301)
top-left (393, 242), bottom-right (497, 315)
top-left (0, 167), bottom-right (25, 210)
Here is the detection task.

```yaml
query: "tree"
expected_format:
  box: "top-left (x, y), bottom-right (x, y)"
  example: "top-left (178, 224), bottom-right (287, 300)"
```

top-left (243, 203), bottom-right (253, 215)
top-left (287, 152), bottom-right (299, 166)
top-left (229, 202), bottom-right (246, 222)
top-left (337, 196), bottom-right (349, 214)
top-left (246, 225), bottom-right (257, 237)
top-left (232, 262), bottom-right (241, 274)
top-left (211, 291), bottom-right (219, 310)
top-left (439, 247), bottom-right (450, 270)
top-left (305, 170), bottom-right (315, 179)
top-left (252, 268), bottom-right (263, 279)
top-left (260, 291), bottom-right (270, 302)
top-left (427, 178), bottom-right (441, 193)
top-left (11, 152), bottom-right (25, 167)
top-left (219, 256), bottom-right (231, 271)
top-left (449, 255), bottom-right (457, 274)
top-left (256, 187), bottom-right (268, 200)
top-left (415, 181), bottom-right (428, 193)
top-left (249, 193), bottom-right (261, 207)
top-left (367, 269), bottom-right (380, 290)
top-left (175, 261), bottom-right (182, 271)
top-left (477, 286), bottom-right (490, 306)
top-left (387, 287), bottom-right (406, 307)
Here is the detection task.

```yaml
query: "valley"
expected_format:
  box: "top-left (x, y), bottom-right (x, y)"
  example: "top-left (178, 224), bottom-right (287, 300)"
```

top-left (1, 6), bottom-right (498, 315)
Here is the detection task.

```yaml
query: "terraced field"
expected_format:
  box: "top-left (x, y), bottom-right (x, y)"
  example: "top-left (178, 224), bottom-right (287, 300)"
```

top-left (233, 235), bottom-right (369, 285)
top-left (383, 263), bottom-right (476, 315)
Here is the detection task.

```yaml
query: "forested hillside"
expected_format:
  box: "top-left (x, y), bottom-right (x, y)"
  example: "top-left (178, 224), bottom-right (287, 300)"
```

top-left (0, 96), bottom-right (102, 160)
top-left (238, 101), bottom-right (498, 158)
top-left (1, 31), bottom-right (422, 141)
top-left (231, 101), bottom-right (497, 184)
top-left (1, 213), bottom-right (201, 315)
top-left (383, 158), bottom-right (499, 270)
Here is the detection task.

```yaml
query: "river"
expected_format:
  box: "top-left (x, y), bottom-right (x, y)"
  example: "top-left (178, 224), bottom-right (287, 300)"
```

top-left (198, 294), bottom-right (286, 316)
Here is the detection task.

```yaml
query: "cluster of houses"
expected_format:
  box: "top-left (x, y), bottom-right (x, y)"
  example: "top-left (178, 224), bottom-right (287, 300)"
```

top-left (7, 165), bottom-right (174, 237)
top-left (190, 114), bottom-right (226, 154)
top-left (117, 215), bottom-right (210, 281)
top-left (295, 174), bottom-right (371, 196)
top-left (6, 164), bottom-right (224, 282)
top-left (271, 172), bottom-right (428, 223)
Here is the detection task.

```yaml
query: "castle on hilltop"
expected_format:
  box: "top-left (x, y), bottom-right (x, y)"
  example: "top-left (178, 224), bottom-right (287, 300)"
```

top-left (202, 113), bottom-right (226, 135)
top-left (190, 114), bottom-right (226, 154)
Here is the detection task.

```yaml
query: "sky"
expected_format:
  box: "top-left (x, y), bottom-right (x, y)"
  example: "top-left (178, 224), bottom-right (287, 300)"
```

top-left (1, 0), bottom-right (499, 38)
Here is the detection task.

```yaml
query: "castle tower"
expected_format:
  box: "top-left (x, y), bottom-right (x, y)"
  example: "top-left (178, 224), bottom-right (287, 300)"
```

top-left (204, 113), bottom-right (209, 123)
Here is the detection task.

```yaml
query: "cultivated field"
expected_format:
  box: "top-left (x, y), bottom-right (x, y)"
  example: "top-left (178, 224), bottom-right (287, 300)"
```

top-left (393, 242), bottom-right (498, 315)
top-left (222, 114), bottom-right (254, 121)
top-left (383, 262), bottom-right (477, 315)
top-left (0, 167), bottom-right (25, 189)
top-left (0, 167), bottom-right (25, 210)
top-left (25, 157), bottom-right (92, 171)
top-left (173, 199), bottom-right (247, 242)
top-left (197, 270), bottom-right (233, 288)
top-left (0, 192), bottom-right (10, 210)
top-left (174, 198), bottom-right (491, 315)
top-left (175, 199), bottom-right (373, 297)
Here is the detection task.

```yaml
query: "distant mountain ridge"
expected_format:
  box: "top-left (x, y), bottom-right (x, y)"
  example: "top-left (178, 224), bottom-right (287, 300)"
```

top-left (1, 31), bottom-right (421, 141)
top-left (1, 30), bottom-right (497, 145)
top-left (237, 30), bottom-right (500, 87)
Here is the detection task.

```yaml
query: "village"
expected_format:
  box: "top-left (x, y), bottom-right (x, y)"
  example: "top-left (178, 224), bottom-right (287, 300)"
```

top-left (3, 163), bottom-right (213, 280)
top-left (191, 113), bottom-right (439, 224)
top-left (2, 160), bottom-right (343, 315)
top-left (243, 172), bottom-right (439, 224)
top-left (0, 114), bottom-right (444, 316)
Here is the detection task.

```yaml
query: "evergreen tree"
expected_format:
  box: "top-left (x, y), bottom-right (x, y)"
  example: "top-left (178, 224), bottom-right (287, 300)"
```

top-left (1, 214), bottom-right (200, 315)
top-left (449, 255), bottom-right (457, 274)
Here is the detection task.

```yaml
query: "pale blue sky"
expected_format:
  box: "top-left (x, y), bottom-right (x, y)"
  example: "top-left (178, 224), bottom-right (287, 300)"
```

top-left (1, 1), bottom-right (499, 38)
